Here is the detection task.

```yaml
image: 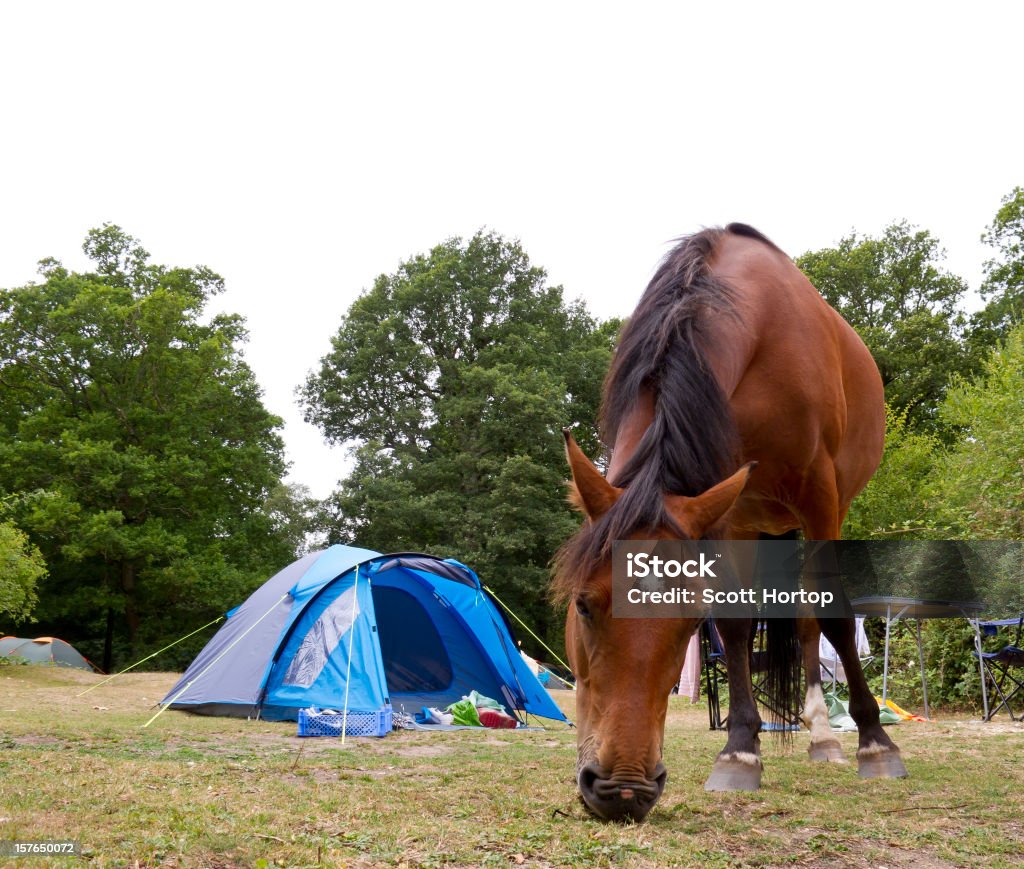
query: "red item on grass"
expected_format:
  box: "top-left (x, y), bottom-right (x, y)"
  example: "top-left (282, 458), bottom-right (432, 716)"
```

top-left (478, 709), bottom-right (517, 729)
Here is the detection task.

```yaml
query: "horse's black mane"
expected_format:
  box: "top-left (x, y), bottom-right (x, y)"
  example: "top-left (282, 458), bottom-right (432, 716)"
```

top-left (554, 224), bottom-right (761, 602)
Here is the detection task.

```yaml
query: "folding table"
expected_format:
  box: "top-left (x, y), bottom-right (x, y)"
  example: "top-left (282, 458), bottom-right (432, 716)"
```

top-left (851, 596), bottom-right (985, 720)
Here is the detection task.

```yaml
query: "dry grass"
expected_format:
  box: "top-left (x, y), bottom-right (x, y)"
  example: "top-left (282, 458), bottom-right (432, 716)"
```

top-left (1, 664), bottom-right (1022, 868)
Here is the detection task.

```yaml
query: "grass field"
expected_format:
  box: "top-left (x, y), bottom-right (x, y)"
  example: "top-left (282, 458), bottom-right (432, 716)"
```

top-left (1, 665), bottom-right (1022, 868)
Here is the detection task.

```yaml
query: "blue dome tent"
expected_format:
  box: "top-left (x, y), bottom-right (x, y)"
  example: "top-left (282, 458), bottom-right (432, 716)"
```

top-left (161, 545), bottom-right (566, 724)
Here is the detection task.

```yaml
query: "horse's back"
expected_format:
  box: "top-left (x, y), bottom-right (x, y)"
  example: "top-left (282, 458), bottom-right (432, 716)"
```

top-left (706, 228), bottom-right (884, 532)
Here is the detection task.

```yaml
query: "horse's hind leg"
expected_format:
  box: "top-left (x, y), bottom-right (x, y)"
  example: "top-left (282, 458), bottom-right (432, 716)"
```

top-left (705, 618), bottom-right (763, 791)
top-left (798, 618), bottom-right (847, 763)
top-left (788, 472), bottom-right (855, 762)
top-left (818, 617), bottom-right (908, 779)
top-left (779, 497), bottom-right (848, 762)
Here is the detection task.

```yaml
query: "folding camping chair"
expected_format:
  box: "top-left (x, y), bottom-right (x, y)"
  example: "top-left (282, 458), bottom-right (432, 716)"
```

top-left (702, 619), bottom-right (802, 731)
top-left (701, 620), bottom-right (728, 730)
top-left (975, 613), bottom-right (1024, 722)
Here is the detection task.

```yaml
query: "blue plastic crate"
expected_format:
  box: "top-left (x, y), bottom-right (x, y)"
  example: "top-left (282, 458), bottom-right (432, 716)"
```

top-left (297, 706), bottom-right (392, 738)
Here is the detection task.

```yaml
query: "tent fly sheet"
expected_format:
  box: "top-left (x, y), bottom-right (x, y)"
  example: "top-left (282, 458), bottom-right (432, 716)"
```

top-left (161, 546), bottom-right (566, 725)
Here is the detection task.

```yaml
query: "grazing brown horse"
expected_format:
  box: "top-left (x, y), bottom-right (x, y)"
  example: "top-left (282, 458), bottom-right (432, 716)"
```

top-left (553, 224), bottom-right (907, 823)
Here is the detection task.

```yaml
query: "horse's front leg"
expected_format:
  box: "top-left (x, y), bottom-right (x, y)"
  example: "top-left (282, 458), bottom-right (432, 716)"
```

top-left (705, 618), bottom-right (762, 791)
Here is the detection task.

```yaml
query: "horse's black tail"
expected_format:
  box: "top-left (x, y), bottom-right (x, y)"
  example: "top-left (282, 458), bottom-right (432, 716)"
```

top-left (760, 529), bottom-right (802, 736)
top-left (764, 617), bottom-right (802, 738)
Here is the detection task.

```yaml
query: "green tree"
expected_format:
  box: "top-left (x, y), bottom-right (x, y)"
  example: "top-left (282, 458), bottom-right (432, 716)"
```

top-left (301, 230), bottom-right (617, 650)
top-left (264, 481), bottom-right (323, 557)
top-left (969, 186), bottom-right (1024, 355)
top-left (933, 322), bottom-right (1024, 540)
top-left (797, 221), bottom-right (971, 431)
top-left (0, 520), bottom-right (46, 623)
top-left (0, 225), bottom-right (292, 669)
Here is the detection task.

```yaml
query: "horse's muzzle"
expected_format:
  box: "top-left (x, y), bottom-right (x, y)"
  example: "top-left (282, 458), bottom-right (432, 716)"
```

top-left (578, 762), bottom-right (668, 822)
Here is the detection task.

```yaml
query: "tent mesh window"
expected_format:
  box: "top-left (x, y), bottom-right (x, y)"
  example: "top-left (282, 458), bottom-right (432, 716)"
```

top-left (282, 586), bottom-right (359, 688)
top-left (373, 586), bottom-right (453, 693)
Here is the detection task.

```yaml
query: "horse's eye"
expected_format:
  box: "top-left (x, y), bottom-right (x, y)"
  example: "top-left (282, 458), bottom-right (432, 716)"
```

top-left (575, 597), bottom-right (591, 619)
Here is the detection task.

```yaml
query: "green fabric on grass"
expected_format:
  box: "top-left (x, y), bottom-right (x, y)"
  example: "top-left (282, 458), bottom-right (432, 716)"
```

top-left (825, 692), bottom-right (902, 731)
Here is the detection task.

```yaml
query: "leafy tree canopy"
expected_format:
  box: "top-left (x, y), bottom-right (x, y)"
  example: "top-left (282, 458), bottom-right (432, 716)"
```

top-left (0, 519), bottom-right (46, 623)
top-left (301, 230), bottom-right (618, 649)
top-left (935, 322), bottom-right (1024, 540)
top-left (969, 186), bottom-right (1024, 353)
top-left (796, 220), bottom-right (971, 431)
top-left (0, 225), bottom-right (294, 668)
top-left (844, 325), bottom-right (1024, 618)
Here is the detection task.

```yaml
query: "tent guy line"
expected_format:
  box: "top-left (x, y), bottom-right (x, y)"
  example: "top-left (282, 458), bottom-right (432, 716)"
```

top-left (76, 615), bottom-right (225, 698)
top-left (143, 593), bottom-right (291, 729)
top-left (484, 584), bottom-right (572, 675)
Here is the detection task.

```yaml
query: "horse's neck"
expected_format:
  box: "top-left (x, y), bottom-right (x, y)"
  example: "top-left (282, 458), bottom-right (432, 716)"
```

top-left (605, 309), bottom-right (755, 488)
top-left (607, 390), bottom-right (655, 486)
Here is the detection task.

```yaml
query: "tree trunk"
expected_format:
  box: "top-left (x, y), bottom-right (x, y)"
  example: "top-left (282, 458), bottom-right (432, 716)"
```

top-left (121, 561), bottom-right (140, 658)
top-left (103, 607), bottom-right (114, 674)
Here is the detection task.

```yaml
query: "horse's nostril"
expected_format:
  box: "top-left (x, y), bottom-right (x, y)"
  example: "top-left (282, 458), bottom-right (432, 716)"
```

top-left (652, 762), bottom-right (668, 790)
top-left (578, 762), bottom-right (602, 794)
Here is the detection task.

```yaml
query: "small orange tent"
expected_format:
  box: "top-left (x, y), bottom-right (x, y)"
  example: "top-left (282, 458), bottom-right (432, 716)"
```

top-left (0, 636), bottom-right (102, 672)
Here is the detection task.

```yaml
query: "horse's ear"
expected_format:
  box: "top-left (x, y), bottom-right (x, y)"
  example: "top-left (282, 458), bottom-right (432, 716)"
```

top-left (563, 428), bottom-right (621, 520)
top-left (666, 462), bottom-right (756, 536)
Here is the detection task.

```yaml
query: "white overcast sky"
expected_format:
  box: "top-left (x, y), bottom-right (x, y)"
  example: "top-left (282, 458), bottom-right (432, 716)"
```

top-left (1, 3), bottom-right (1021, 499)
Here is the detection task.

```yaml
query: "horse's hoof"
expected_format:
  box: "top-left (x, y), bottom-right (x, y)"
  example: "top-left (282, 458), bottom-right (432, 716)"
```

top-left (808, 740), bottom-right (847, 763)
top-left (857, 750), bottom-right (908, 779)
top-left (704, 753), bottom-right (762, 791)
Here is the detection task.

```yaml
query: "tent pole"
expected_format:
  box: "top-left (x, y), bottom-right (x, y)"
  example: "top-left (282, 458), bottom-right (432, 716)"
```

top-left (77, 615), bottom-right (225, 697)
top-left (882, 603), bottom-right (892, 703)
top-left (915, 619), bottom-right (930, 720)
top-left (340, 566), bottom-right (360, 746)
top-left (142, 593), bottom-right (290, 728)
top-left (972, 618), bottom-right (989, 720)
